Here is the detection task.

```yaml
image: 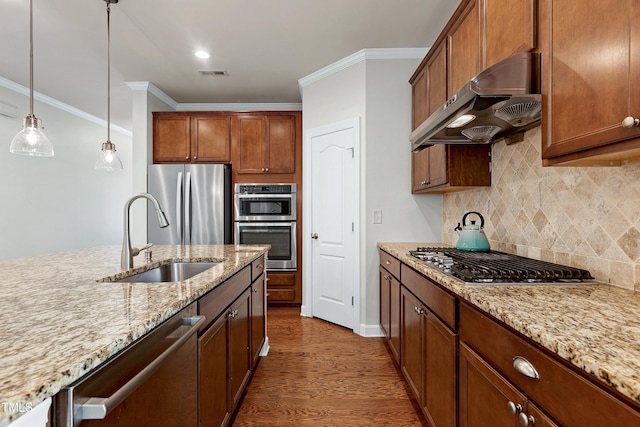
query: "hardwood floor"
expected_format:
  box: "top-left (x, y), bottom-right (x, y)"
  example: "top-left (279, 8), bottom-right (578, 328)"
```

top-left (232, 307), bottom-right (427, 426)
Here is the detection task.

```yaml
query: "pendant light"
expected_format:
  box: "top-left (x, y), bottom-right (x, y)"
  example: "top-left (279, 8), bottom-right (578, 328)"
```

top-left (95, 0), bottom-right (123, 171)
top-left (10, 0), bottom-right (54, 157)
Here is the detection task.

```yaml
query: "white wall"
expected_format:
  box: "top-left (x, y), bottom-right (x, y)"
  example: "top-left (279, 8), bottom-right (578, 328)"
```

top-left (301, 52), bottom-right (442, 330)
top-left (128, 86), bottom-right (175, 243)
top-left (0, 84), bottom-right (132, 260)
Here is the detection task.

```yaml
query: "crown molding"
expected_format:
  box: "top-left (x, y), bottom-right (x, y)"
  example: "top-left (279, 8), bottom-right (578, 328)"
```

top-left (298, 47), bottom-right (430, 93)
top-left (125, 81), bottom-right (178, 110)
top-left (177, 103), bottom-right (302, 111)
top-left (0, 76), bottom-right (132, 136)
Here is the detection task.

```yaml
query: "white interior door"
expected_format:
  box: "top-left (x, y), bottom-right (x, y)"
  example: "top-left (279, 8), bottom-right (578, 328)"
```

top-left (309, 122), bottom-right (356, 329)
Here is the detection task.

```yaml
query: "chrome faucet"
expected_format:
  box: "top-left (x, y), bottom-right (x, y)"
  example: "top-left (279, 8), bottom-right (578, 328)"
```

top-left (121, 193), bottom-right (169, 269)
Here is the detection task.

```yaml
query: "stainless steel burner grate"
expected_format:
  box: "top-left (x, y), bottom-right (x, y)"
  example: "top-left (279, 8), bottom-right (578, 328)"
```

top-left (410, 247), bottom-right (595, 285)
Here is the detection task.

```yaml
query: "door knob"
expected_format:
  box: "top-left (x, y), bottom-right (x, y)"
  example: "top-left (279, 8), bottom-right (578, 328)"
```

top-left (311, 233), bottom-right (318, 239)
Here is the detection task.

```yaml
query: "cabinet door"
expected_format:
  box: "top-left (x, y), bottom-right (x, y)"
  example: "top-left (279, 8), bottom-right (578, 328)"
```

top-left (198, 314), bottom-right (230, 427)
top-left (153, 115), bottom-right (191, 163)
top-left (428, 144), bottom-right (448, 188)
top-left (400, 287), bottom-right (424, 403)
top-left (266, 115), bottom-right (296, 173)
top-left (191, 115), bottom-right (231, 163)
top-left (250, 273), bottom-right (266, 368)
top-left (459, 343), bottom-right (523, 427)
top-left (412, 67), bottom-right (428, 130)
top-left (541, 0), bottom-right (640, 161)
top-left (379, 266), bottom-right (391, 339)
top-left (229, 288), bottom-right (252, 410)
top-left (448, 0), bottom-right (481, 95)
top-left (389, 273), bottom-right (401, 363)
top-left (234, 115), bottom-right (266, 173)
top-left (411, 149), bottom-right (430, 193)
top-left (427, 41), bottom-right (447, 116)
top-left (481, 0), bottom-right (536, 69)
top-left (424, 310), bottom-right (457, 427)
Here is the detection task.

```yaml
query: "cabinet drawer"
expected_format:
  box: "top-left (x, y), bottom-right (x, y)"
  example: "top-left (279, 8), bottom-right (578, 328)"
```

top-left (459, 302), bottom-right (640, 426)
top-left (267, 288), bottom-right (295, 301)
top-left (198, 266), bottom-right (251, 331)
top-left (251, 255), bottom-right (265, 282)
top-left (379, 250), bottom-right (400, 280)
top-left (401, 264), bottom-right (456, 329)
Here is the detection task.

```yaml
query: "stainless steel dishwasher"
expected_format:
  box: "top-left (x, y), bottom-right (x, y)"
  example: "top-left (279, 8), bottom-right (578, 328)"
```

top-left (53, 303), bottom-right (204, 427)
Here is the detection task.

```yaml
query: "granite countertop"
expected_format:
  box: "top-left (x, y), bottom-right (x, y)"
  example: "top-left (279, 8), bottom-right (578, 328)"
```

top-left (0, 244), bottom-right (268, 427)
top-left (379, 242), bottom-right (640, 406)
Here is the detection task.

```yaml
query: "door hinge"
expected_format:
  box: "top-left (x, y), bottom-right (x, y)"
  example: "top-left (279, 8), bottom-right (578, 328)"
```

top-left (347, 147), bottom-right (354, 158)
top-left (352, 222), bottom-right (354, 231)
top-left (352, 296), bottom-right (354, 306)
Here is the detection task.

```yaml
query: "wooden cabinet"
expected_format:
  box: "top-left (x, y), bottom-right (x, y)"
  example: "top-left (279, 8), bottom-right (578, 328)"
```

top-left (400, 287), bottom-right (457, 427)
top-left (448, 0), bottom-right (481, 95)
top-left (233, 113), bottom-right (297, 174)
top-left (460, 301), bottom-right (640, 427)
top-left (412, 144), bottom-right (491, 194)
top-left (250, 256), bottom-right (266, 368)
top-left (379, 251), bottom-right (401, 362)
top-left (481, 0), bottom-right (536, 69)
top-left (153, 113), bottom-right (231, 163)
top-left (460, 343), bottom-right (557, 427)
top-left (266, 271), bottom-right (299, 305)
top-left (410, 7), bottom-right (491, 195)
top-left (540, 0), bottom-right (640, 165)
top-left (228, 288), bottom-right (252, 410)
top-left (197, 263), bottom-right (264, 427)
top-left (198, 313), bottom-right (230, 427)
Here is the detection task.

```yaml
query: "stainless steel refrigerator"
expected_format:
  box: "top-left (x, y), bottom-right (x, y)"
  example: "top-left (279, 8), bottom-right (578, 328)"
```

top-left (147, 164), bottom-right (232, 245)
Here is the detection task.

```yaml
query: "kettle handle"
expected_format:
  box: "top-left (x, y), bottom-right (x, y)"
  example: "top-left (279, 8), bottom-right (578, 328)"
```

top-left (462, 211), bottom-right (485, 229)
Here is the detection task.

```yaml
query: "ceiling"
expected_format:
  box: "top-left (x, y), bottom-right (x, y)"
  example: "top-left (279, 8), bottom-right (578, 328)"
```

top-left (0, 0), bottom-right (459, 130)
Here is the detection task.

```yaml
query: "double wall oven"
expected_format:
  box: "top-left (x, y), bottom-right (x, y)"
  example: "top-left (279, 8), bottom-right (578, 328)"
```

top-left (234, 183), bottom-right (296, 271)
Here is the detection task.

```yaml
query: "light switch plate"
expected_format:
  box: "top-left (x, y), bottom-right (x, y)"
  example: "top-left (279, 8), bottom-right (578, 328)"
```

top-left (373, 209), bottom-right (382, 224)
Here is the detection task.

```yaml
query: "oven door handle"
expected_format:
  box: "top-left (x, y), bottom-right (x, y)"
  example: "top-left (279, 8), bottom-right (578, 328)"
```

top-left (76, 315), bottom-right (205, 421)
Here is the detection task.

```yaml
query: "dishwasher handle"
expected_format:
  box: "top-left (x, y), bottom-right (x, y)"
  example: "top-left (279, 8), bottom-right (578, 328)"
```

top-left (77, 315), bottom-right (205, 421)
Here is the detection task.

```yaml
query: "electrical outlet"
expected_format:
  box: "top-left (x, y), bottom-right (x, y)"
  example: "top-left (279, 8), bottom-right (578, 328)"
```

top-left (373, 209), bottom-right (382, 224)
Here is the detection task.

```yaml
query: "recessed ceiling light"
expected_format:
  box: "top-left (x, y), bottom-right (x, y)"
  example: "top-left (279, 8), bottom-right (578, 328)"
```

top-left (194, 50), bottom-right (211, 59)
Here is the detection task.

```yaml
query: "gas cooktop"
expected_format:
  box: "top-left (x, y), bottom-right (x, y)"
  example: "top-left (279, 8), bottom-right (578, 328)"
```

top-left (409, 247), bottom-right (596, 286)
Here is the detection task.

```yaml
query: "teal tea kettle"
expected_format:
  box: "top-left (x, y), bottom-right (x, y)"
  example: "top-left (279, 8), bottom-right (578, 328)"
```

top-left (454, 211), bottom-right (490, 251)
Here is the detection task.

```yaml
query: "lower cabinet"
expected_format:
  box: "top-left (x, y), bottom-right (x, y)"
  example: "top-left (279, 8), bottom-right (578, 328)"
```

top-left (379, 264), bottom-right (400, 363)
top-left (228, 288), bottom-right (252, 411)
top-left (401, 286), bottom-right (457, 427)
top-left (197, 261), bottom-right (265, 427)
top-left (379, 249), bottom-right (640, 427)
top-left (199, 314), bottom-right (231, 427)
top-left (459, 343), bottom-right (557, 427)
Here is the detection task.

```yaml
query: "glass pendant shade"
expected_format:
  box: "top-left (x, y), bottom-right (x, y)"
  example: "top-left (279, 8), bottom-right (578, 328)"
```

top-left (95, 141), bottom-right (123, 171)
top-left (10, 115), bottom-right (54, 157)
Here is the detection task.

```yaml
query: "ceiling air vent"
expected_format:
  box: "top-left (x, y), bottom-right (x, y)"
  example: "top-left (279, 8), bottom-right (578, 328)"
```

top-left (198, 70), bottom-right (229, 76)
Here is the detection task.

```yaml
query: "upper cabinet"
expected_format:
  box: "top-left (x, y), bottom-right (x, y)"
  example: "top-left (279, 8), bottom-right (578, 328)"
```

top-left (447, 0), bottom-right (481, 95)
top-left (481, 0), bottom-right (536, 69)
top-left (232, 113), bottom-right (298, 174)
top-left (153, 113), bottom-right (231, 163)
top-left (540, 0), bottom-right (640, 165)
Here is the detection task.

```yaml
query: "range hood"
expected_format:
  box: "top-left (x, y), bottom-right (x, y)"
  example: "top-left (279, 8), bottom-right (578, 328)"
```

top-left (410, 52), bottom-right (541, 151)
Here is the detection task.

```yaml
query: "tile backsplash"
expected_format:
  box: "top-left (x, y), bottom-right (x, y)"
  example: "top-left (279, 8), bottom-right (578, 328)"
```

top-left (442, 127), bottom-right (640, 291)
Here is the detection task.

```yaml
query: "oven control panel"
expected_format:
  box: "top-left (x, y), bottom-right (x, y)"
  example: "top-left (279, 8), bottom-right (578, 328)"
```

top-left (235, 183), bottom-right (296, 194)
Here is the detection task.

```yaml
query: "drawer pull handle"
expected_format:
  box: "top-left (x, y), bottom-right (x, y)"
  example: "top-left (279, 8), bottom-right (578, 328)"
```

top-left (507, 401), bottom-right (522, 415)
top-left (385, 260), bottom-right (390, 265)
top-left (513, 356), bottom-right (539, 380)
top-left (519, 412), bottom-right (536, 426)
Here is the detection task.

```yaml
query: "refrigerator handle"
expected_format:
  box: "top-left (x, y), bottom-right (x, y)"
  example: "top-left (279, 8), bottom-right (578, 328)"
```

top-left (185, 171), bottom-right (191, 245)
top-left (176, 171), bottom-right (183, 243)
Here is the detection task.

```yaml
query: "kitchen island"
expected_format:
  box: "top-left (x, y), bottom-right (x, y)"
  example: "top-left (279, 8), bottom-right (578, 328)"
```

top-left (0, 244), bottom-right (268, 427)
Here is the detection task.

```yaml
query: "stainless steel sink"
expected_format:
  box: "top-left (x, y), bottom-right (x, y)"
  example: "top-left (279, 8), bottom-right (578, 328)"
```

top-left (116, 261), bottom-right (220, 283)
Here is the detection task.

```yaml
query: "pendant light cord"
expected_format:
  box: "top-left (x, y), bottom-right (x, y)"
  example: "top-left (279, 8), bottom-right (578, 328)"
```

top-left (29, 0), bottom-right (34, 117)
top-left (106, 1), bottom-right (111, 143)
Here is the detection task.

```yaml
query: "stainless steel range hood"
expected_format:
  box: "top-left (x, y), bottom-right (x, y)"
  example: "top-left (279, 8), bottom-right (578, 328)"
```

top-left (410, 52), bottom-right (541, 151)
